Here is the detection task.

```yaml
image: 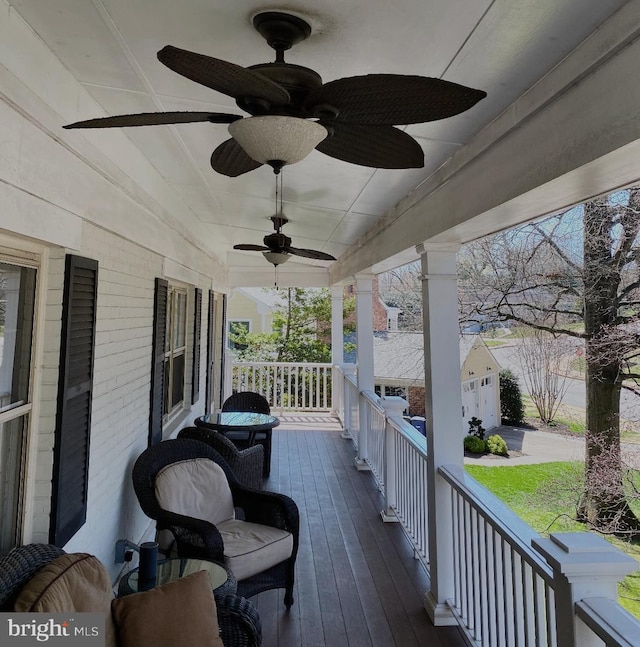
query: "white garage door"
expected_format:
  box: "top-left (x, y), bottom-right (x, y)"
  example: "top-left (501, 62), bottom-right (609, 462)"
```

top-left (461, 379), bottom-right (479, 435)
top-left (480, 375), bottom-right (497, 430)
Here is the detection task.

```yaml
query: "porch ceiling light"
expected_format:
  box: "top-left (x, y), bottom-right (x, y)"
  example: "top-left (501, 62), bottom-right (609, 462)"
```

top-left (229, 116), bottom-right (328, 173)
top-left (262, 250), bottom-right (291, 266)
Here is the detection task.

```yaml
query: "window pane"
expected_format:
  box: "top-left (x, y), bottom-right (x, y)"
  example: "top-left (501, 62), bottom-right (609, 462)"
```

top-left (174, 291), bottom-right (187, 349)
top-left (171, 352), bottom-right (185, 408)
top-left (164, 294), bottom-right (172, 354)
top-left (0, 263), bottom-right (36, 412)
top-left (0, 415), bottom-right (25, 553)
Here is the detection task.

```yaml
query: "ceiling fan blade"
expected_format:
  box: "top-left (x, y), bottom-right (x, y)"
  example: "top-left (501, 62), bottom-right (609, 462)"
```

top-left (287, 246), bottom-right (336, 261)
top-left (233, 244), bottom-right (269, 251)
top-left (307, 75), bottom-right (486, 125)
top-left (158, 45), bottom-right (290, 105)
top-left (211, 138), bottom-right (263, 177)
top-left (317, 123), bottom-right (423, 169)
top-left (63, 111), bottom-right (243, 129)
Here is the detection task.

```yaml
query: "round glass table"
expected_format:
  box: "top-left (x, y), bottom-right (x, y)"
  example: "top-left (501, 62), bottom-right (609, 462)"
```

top-left (195, 411), bottom-right (279, 445)
top-left (118, 558), bottom-right (237, 601)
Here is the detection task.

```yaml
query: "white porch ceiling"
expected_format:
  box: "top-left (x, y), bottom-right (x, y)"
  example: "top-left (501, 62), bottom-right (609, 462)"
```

top-left (8, 0), bottom-right (635, 286)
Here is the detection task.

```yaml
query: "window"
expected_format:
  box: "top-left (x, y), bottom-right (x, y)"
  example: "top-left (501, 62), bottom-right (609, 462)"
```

top-left (227, 320), bottom-right (250, 351)
top-left (0, 259), bottom-right (37, 553)
top-left (164, 286), bottom-right (187, 416)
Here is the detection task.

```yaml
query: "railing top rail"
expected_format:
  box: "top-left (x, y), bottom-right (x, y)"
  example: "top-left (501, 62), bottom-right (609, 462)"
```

top-left (345, 373), bottom-right (358, 388)
top-left (362, 389), bottom-right (385, 414)
top-left (440, 464), bottom-right (554, 585)
top-left (576, 598), bottom-right (640, 647)
top-left (387, 416), bottom-right (427, 456)
top-left (232, 361), bottom-right (333, 368)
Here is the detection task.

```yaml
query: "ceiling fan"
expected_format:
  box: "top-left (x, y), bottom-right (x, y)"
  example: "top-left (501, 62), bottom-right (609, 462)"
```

top-left (63, 11), bottom-right (487, 177)
top-left (234, 215), bottom-right (336, 265)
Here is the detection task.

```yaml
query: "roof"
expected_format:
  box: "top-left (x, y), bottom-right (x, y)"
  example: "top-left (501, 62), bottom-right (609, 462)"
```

top-left (233, 287), bottom-right (283, 309)
top-left (372, 332), bottom-right (497, 382)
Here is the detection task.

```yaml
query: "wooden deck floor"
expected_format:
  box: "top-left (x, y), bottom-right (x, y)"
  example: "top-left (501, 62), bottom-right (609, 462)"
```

top-left (254, 415), bottom-right (466, 647)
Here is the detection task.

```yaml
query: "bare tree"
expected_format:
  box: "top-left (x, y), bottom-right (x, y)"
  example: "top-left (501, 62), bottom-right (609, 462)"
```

top-left (517, 329), bottom-right (572, 423)
top-left (459, 187), bottom-right (640, 534)
top-left (378, 262), bottom-right (422, 330)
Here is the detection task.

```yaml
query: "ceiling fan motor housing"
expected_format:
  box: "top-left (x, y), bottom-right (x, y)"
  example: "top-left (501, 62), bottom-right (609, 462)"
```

top-left (264, 232), bottom-right (292, 249)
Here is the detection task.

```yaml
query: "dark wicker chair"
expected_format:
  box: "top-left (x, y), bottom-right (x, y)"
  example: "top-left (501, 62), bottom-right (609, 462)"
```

top-left (221, 392), bottom-right (273, 477)
top-left (0, 543), bottom-right (262, 647)
top-left (0, 543), bottom-right (64, 610)
top-left (177, 426), bottom-right (264, 490)
top-left (132, 438), bottom-right (299, 608)
top-left (222, 392), bottom-right (271, 414)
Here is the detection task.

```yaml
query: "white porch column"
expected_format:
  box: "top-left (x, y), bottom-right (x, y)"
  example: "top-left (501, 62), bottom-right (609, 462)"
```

top-left (419, 243), bottom-right (462, 625)
top-left (355, 274), bottom-right (374, 469)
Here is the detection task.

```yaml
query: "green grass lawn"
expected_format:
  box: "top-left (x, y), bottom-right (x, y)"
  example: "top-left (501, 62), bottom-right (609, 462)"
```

top-left (465, 461), bottom-right (640, 618)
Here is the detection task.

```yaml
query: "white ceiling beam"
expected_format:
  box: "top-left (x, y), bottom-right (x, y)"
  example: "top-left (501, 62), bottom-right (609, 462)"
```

top-left (330, 2), bottom-right (640, 282)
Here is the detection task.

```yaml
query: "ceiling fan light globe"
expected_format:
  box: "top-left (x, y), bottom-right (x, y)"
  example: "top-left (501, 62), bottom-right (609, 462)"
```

top-left (229, 116), bottom-right (327, 166)
top-left (263, 250), bottom-right (291, 266)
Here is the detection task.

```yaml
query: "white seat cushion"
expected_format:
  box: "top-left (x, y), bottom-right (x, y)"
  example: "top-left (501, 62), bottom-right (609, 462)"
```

top-left (217, 519), bottom-right (293, 581)
top-left (154, 458), bottom-right (234, 526)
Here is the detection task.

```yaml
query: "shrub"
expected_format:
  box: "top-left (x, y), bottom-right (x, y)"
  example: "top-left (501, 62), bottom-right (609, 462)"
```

top-left (500, 369), bottom-right (525, 424)
top-left (468, 416), bottom-right (485, 439)
top-left (464, 435), bottom-right (487, 454)
top-left (486, 434), bottom-right (509, 456)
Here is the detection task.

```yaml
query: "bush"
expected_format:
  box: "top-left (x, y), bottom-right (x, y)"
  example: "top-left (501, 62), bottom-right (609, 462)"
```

top-left (486, 434), bottom-right (509, 456)
top-left (468, 416), bottom-right (485, 439)
top-left (464, 435), bottom-right (487, 454)
top-left (500, 369), bottom-right (525, 424)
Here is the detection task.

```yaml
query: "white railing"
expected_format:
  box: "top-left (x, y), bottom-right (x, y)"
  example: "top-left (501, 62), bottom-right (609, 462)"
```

top-left (361, 391), bottom-right (386, 487)
top-left (441, 465), bottom-right (557, 646)
top-left (333, 366), bottom-right (345, 420)
top-left (230, 361), bottom-right (332, 411)
top-left (384, 416), bottom-right (429, 566)
top-left (344, 371), bottom-right (359, 445)
top-left (340, 377), bottom-right (640, 647)
top-left (576, 598), bottom-right (640, 647)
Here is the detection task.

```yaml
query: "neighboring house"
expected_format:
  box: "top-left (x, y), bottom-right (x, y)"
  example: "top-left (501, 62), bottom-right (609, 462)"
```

top-left (226, 288), bottom-right (281, 350)
top-left (373, 332), bottom-right (501, 434)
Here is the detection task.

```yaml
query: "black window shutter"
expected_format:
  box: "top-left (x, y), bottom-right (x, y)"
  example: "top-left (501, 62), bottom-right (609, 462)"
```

top-left (205, 290), bottom-right (216, 415)
top-left (191, 288), bottom-right (202, 405)
top-left (149, 278), bottom-right (168, 445)
top-left (49, 254), bottom-right (98, 546)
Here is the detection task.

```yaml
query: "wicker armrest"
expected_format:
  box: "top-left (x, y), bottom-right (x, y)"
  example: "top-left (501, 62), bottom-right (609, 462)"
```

top-left (157, 509), bottom-right (226, 561)
top-left (217, 594), bottom-right (262, 647)
top-left (0, 544), bottom-right (66, 610)
top-left (232, 487), bottom-right (299, 534)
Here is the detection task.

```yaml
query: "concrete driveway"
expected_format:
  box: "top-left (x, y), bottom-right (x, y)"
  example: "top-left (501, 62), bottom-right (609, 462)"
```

top-left (464, 425), bottom-right (586, 465)
top-left (465, 425), bottom-right (640, 469)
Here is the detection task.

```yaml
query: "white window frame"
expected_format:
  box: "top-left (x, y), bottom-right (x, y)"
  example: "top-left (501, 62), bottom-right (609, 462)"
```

top-left (0, 242), bottom-right (41, 550)
top-left (164, 284), bottom-right (188, 420)
top-left (227, 319), bottom-right (251, 350)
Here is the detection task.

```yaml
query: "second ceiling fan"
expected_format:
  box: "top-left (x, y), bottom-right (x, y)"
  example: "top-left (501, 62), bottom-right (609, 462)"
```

top-left (63, 11), bottom-right (487, 177)
top-left (234, 215), bottom-right (336, 265)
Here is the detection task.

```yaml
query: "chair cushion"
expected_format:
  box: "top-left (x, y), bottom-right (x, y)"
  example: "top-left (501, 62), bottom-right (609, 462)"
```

top-left (217, 519), bottom-right (293, 581)
top-left (155, 458), bottom-right (234, 526)
top-left (14, 553), bottom-right (116, 647)
top-left (111, 570), bottom-right (223, 647)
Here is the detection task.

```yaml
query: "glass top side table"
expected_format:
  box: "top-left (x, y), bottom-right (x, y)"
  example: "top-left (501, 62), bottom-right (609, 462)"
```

top-left (118, 558), bottom-right (237, 601)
